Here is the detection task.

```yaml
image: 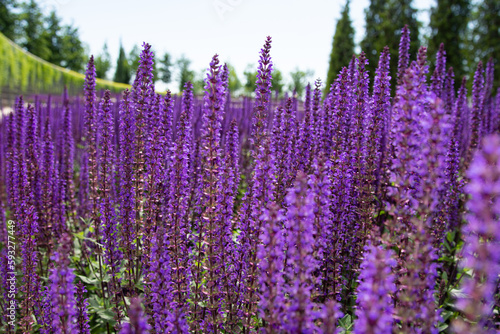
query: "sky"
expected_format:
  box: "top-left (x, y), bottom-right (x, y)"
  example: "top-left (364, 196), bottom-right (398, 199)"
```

top-left (38, 0), bottom-right (433, 92)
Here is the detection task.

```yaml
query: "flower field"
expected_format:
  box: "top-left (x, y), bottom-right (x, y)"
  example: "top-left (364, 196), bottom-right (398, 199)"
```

top-left (0, 28), bottom-right (499, 333)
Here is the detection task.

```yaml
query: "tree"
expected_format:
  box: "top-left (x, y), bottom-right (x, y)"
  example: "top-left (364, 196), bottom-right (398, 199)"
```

top-left (429, 0), bottom-right (470, 82)
top-left (176, 55), bottom-right (194, 92)
top-left (0, 0), bottom-right (19, 40)
top-left (361, 0), bottom-right (420, 89)
top-left (468, 0), bottom-right (500, 90)
top-left (288, 68), bottom-right (314, 98)
top-left (20, 0), bottom-right (51, 60)
top-left (59, 25), bottom-right (86, 72)
top-left (243, 64), bottom-right (257, 94)
top-left (158, 52), bottom-right (173, 84)
top-left (325, 0), bottom-right (355, 91)
top-left (114, 43), bottom-right (131, 84)
top-left (94, 42), bottom-right (111, 79)
top-left (271, 69), bottom-right (285, 98)
top-left (226, 63), bottom-right (242, 95)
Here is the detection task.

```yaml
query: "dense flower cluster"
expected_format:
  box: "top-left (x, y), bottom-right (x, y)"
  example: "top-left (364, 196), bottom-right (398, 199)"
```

top-left (0, 31), bottom-right (499, 334)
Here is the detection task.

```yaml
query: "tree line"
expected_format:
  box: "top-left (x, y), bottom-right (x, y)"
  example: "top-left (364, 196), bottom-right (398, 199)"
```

top-left (326, 0), bottom-right (500, 91)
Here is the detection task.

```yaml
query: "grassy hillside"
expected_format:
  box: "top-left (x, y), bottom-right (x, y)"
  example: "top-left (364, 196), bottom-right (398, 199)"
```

top-left (0, 31), bottom-right (129, 101)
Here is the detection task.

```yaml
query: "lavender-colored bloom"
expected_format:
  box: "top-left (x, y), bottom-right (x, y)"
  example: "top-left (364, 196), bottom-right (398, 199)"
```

top-left (309, 153), bottom-right (332, 293)
top-left (83, 56), bottom-right (99, 223)
top-left (442, 67), bottom-right (455, 115)
top-left (165, 82), bottom-right (193, 331)
top-left (297, 83), bottom-right (313, 172)
top-left (453, 134), bottom-right (500, 333)
top-left (37, 286), bottom-right (55, 334)
top-left (118, 90), bottom-right (137, 289)
top-left (197, 54), bottom-right (226, 331)
top-left (319, 300), bottom-right (342, 334)
top-left (397, 25), bottom-right (410, 85)
top-left (61, 91), bottom-right (76, 217)
top-left (354, 243), bottom-right (397, 334)
top-left (98, 91), bottom-right (123, 326)
top-left (50, 233), bottom-right (77, 334)
top-left (367, 46), bottom-right (391, 195)
top-left (258, 202), bottom-right (285, 333)
top-left (283, 171), bottom-right (318, 333)
top-left (251, 36), bottom-right (273, 154)
top-left (467, 62), bottom-right (485, 167)
top-left (430, 43), bottom-right (446, 98)
top-left (444, 78), bottom-right (467, 231)
top-left (75, 282), bottom-right (90, 334)
top-left (120, 298), bottom-right (151, 334)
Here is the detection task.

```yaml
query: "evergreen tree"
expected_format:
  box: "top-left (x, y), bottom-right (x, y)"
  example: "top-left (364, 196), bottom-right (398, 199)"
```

top-left (288, 68), bottom-right (313, 98)
top-left (20, 0), bottom-right (51, 60)
top-left (271, 69), bottom-right (285, 97)
top-left (59, 25), bottom-right (86, 72)
top-left (0, 0), bottom-right (19, 40)
top-left (361, 0), bottom-right (420, 90)
top-left (469, 0), bottom-right (500, 90)
top-left (114, 43), bottom-right (131, 84)
top-left (44, 11), bottom-right (63, 65)
top-left (226, 63), bottom-right (242, 95)
top-left (243, 64), bottom-right (257, 94)
top-left (429, 0), bottom-right (470, 82)
top-left (94, 42), bottom-right (111, 79)
top-left (176, 55), bottom-right (194, 92)
top-left (158, 52), bottom-right (173, 84)
top-left (325, 0), bottom-right (355, 91)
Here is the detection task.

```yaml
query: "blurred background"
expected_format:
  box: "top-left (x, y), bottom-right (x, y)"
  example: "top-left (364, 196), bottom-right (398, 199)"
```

top-left (0, 0), bottom-right (498, 107)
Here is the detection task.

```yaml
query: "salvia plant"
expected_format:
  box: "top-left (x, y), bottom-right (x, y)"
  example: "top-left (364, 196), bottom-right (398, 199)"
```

top-left (0, 29), bottom-right (499, 334)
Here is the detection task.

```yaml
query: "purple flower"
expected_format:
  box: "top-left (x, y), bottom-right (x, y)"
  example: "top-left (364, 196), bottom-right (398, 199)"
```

top-left (75, 282), bottom-right (90, 334)
top-left (397, 25), bottom-right (410, 85)
top-left (354, 243), bottom-right (396, 334)
top-left (283, 171), bottom-right (318, 333)
top-left (120, 298), bottom-right (151, 334)
top-left (454, 134), bottom-right (500, 333)
top-left (258, 202), bottom-right (285, 333)
top-left (50, 233), bottom-right (77, 334)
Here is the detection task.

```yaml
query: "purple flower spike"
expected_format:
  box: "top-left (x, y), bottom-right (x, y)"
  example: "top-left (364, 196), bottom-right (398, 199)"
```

top-left (354, 243), bottom-right (397, 334)
top-left (430, 43), bottom-right (446, 98)
top-left (251, 36), bottom-right (273, 153)
top-left (50, 233), bottom-right (77, 334)
top-left (258, 202), bottom-right (285, 333)
top-left (283, 171), bottom-right (318, 334)
top-left (467, 62), bottom-right (485, 167)
top-left (397, 25), bottom-right (410, 85)
top-left (453, 134), bottom-right (500, 333)
top-left (75, 282), bottom-right (90, 334)
top-left (120, 298), bottom-right (151, 334)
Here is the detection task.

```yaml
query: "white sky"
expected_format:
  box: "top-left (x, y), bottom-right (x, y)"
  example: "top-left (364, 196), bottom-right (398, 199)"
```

top-left (38, 0), bottom-right (433, 92)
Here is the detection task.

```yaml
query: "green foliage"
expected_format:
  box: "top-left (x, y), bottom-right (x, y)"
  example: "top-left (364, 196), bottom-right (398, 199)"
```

top-left (226, 63), bottom-right (242, 95)
top-left (288, 68), bottom-right (313, 98)
top-left (428, 0), bottom-right (470, 83)
top-left (467, 0), bottom-right (500, 90)
top-left (243, 64), bottom-right (257, 94)
top-left (361, 0), bottom-right (420, 91)
top-left (325, 0), bottom-right (355, 91)
top-left (158, 52), bottom-right (172, 84)
top-left (271, 68), bottom-right (284, 98)
top-left (177, 54), bottom-right (195, 92)
top-left (114, 43), bottom-right (131, 84)
top-left (94, 42), bottom-right (111, 79)
top-left (0, 31), bottom-right (129, 97)
top-left (0, 0), bottom-right (18, 40)
top-left (20, 0), bottom-right (51, 60)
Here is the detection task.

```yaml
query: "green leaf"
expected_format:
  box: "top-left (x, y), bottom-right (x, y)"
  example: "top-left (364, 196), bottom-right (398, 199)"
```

top-left (76, 274), bottom-right (99, 285)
